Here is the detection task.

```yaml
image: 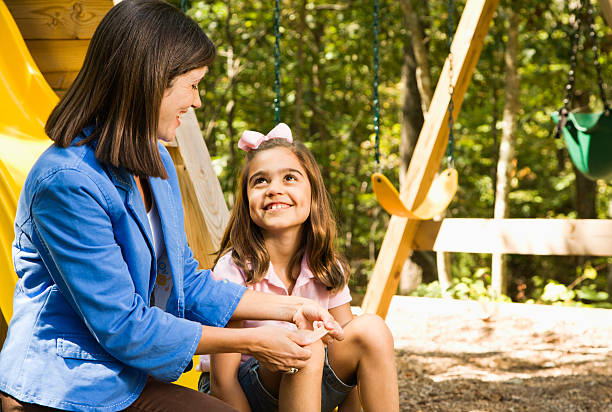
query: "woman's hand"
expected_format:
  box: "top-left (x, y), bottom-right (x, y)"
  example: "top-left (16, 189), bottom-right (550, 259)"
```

top-left (248, 326), bottom-right (315, 373)
top-left (292, 301), bottom-right (344, 345)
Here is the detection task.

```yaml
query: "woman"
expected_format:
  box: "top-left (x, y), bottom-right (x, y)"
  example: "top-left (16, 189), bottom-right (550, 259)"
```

top-left (0, 1), bottom-right (342, 411)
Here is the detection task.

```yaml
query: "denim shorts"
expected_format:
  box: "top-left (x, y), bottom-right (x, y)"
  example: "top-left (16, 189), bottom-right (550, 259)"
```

top-left (199, 349), bottom-right (356, 412)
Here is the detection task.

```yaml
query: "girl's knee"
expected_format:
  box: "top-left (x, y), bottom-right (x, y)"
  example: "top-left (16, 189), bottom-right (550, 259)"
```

top-left (346, 314), bottom-right (394, 350)
top-left (303, 339), bottom-right (325, 370)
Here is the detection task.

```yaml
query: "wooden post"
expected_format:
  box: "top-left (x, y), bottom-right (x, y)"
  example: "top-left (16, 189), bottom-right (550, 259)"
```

top-left (168, 109), bottom-right (230, 269)
top-left (361, 0), bottom-right (499, 318)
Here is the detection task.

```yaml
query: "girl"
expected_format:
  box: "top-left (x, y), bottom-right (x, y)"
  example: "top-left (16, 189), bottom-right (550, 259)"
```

top-left (203, 123), bottom-right (399, 412)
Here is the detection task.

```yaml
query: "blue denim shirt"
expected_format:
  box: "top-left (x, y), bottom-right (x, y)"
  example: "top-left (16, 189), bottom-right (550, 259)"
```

top-left (0, 127), bottom-right (246, 411)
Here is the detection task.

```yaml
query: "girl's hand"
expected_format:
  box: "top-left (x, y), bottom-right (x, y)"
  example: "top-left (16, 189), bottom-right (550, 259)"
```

top-left (248, 326), bottom-right (313, 373)
top-left (292, 321), bottom-right (330, 345)
top-left (292, 302), bottom-right (344, 345)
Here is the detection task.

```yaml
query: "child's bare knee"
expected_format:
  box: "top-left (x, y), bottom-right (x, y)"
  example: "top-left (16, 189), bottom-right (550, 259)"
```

top-left (303, 339), bottom-right (325, 369)
top-left (347, 314), bottom-right (393, 350)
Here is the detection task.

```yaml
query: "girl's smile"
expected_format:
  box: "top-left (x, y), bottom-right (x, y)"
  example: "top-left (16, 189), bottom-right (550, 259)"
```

top-left (247, 147), bottom-right (311, 236)
top-left (264, 202), bottom-right (291, 211)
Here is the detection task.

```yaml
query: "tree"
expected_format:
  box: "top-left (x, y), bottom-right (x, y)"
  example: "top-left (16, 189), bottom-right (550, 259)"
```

top-left (491, 5), bottom-right (520, 297)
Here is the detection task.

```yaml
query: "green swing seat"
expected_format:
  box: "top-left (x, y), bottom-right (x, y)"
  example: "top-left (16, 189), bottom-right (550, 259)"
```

top-left (552, 111), bottom-right (612, 181)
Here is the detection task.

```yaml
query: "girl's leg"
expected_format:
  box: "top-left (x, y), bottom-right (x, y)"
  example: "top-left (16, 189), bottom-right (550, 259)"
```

top-left (279, 339), bottom-right (325, 412)
top-left (257, 340), bottom-right (325, 412)
top-left (327, 314), bottom-right (399, 412)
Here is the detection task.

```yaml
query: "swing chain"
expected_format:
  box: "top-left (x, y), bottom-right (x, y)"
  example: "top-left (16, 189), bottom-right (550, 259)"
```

top-left (585, 0), bottom-right (610, 114)
top-left (373, 0), bottom-right (381, 173)
top-left (273, 0), bottom-right (281, 126)
top-left (557, 0), bottom-right (609, 138)
top-left (446, 0), bottom-right (456, 168)
top-left (180, 0), bottom-right (189, 13)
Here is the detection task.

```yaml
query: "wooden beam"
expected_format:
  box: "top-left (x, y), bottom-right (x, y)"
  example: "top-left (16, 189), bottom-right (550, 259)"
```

top-left (43, 71), bottom-right (79, 90)
top-left (413, 219), bottom-right (612, 256)
top-left (26, 39), bottom-right (88, 73)
top-left (168, 109), bottom-right (230, 270)
top-left (5, 0), bottom-right (112, 40)
top-left (361, 0), bottom-right (500, 318)
top-left (0, 315), bottom-right (7, 348)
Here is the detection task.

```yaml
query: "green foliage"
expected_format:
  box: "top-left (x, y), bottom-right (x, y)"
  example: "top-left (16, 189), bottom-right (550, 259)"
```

top-left (182, 0), bottom-right (612, 304)
top-left (412, 267), bottom-right (512, 302)
top-left (527, 263), bottom-right (612, 308)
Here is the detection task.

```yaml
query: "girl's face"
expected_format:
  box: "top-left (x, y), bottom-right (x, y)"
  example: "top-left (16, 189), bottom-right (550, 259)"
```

top-left (157, 66), bottom-right (207, 142)
top-left (246, 147), bottom-right (312, 237)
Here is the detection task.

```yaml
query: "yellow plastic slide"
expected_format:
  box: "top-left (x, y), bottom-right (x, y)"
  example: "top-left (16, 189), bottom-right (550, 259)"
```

top-left (0, 0), bottom-right (56, 324)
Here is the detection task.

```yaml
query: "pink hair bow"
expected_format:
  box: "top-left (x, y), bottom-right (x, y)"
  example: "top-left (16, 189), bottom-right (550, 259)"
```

top-left (238, 123), bottom-right (293, 151)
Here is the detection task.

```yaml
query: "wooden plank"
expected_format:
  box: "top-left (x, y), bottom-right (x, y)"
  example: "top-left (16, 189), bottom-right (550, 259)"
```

top-left (170, 109), bottom-right (230, 270)
top-left (42, 71), bottom-right (79, 90)
top-left (26, 39), bottom-right (89, 73)
top-left (5, 0), bottom-right (112, 40)
top-left (414, 219), bottom-right (612, 256)
top-left (361, 0), bottom-right (500, 318)
top-left (0, 315), bottom-right (7, 349)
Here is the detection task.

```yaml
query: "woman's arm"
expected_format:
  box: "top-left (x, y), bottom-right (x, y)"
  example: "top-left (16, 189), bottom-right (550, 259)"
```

top-left (231, 290), bottom-right (344, 341)
top-left (196, 323), bottom-right (315, 372)
top-left (210, 321), bottom-right (251, 412)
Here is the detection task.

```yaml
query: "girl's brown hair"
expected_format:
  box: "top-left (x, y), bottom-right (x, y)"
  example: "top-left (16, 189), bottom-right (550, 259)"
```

top-left (217, 139), bottom-right (349, 292)
top-left (45, 0), bottom-right (215, 178)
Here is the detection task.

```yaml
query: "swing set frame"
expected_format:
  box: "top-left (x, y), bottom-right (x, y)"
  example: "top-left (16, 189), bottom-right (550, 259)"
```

top-left (361, 0), bottom-right (612, 318)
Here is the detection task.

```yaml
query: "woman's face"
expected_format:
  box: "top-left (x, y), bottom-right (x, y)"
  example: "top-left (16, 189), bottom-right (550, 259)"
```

top-left (157, 66), bottom-right (207, 142)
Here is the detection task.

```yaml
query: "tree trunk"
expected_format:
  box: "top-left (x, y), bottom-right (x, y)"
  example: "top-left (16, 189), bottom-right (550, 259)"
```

top-left (492, 8), bottom-right (520, 298)
top-left (399, 0), bottom-right (453, 294)
top-left (399, 0), bottom-right (433, 114)
top-left (397, 40), bottom-right (424, 295)
top-left (574, 170), bottom-right (597, 219)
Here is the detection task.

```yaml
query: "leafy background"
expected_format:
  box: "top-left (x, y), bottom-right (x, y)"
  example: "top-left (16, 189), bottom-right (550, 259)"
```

top-left (169, 0), bottom-right (612, 307)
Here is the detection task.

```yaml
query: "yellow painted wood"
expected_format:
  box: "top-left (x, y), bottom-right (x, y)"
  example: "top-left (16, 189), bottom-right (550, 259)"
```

top-left (372, 168), bottom-right (457, 219)
top-left (361, 0), bottom-right (500, 318)
top-left (4, 0), bottom-right (112, 40)
top-left (413, 218), bottom-right (612, 256)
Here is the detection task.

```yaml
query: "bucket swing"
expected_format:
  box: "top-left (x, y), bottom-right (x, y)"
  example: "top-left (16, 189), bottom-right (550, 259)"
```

top-left (370, 0), bottom-right (457, 219)
top-left (552, 0), bottom-right (612, 181)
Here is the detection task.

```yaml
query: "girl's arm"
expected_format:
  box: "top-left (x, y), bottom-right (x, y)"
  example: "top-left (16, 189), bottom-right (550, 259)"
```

top-left (210, 321), bottom-right (251, 412)
top-left (328, 302), bottom-right (355, 328)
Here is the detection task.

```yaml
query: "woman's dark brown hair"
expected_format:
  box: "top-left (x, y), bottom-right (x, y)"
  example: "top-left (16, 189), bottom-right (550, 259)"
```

top-left (45, 0), bottom-right (215, 178)
top-left (217, 139), bottom-right (349, 292)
